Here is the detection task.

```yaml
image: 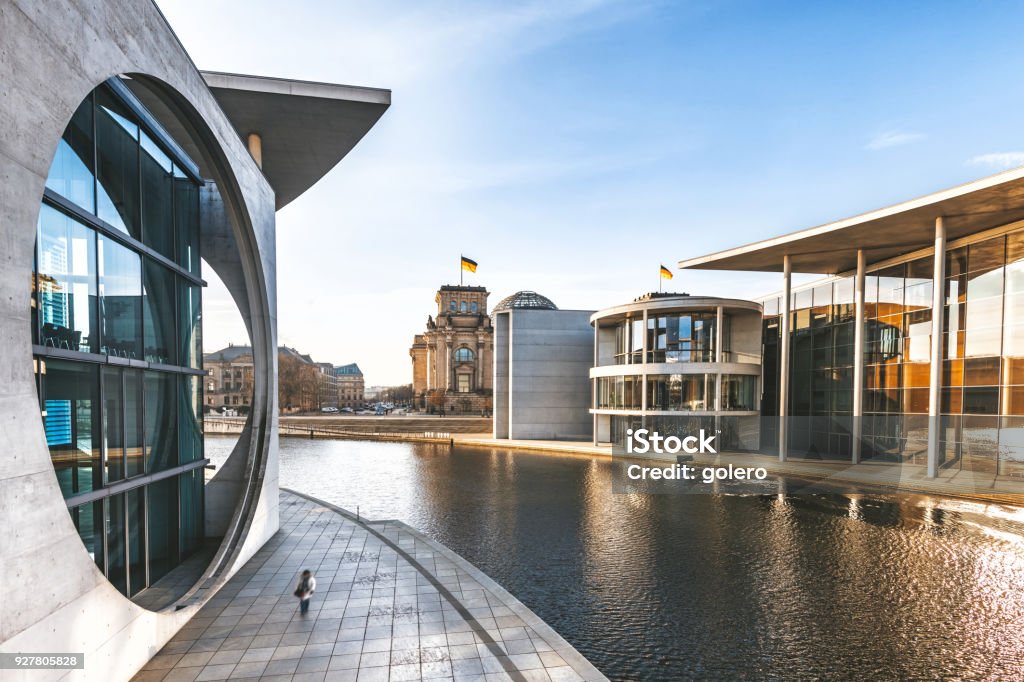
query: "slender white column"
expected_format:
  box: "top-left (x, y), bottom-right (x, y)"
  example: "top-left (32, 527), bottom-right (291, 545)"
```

top-left (641, 309), bottom-right (648, 416)
top-left (426, 345), bottom-right (432, 390)
top-left (715, 305), bottom-right (724, 432)
top-left (852, 249), bottom-right (866, 464)
top-left (779, 255), bottom-right (792, 461)
top-left (927, 217), bottom-right (947, 478)
top-left (593, 320), bottom-right (599, 446)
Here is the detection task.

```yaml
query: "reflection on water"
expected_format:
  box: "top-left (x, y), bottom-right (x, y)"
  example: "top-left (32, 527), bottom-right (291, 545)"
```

top-left (207, 437), bottom-right (1024, 680)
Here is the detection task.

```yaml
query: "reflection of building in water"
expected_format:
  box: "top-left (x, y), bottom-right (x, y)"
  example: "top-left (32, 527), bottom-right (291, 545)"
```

top-left (410, 284), bottom-right (493, 414)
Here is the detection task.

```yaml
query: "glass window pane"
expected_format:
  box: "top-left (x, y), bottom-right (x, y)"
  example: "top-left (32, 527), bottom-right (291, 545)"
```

top-left (46, 96), bottom-right (95, 213)
top-left (125, 370), bottom-right (144, 478)
top-left (141, 131), bottom-right (175, 260)
top-left (72, 500), bottom-right (104, 574)
top-left (143, 261), bottom-right (177, 365)
top-left (37, 205), bottom-right (97, 353)
top-left (179, 279), bottom-right (201, 368)
top-left (179, 469), bottom-right (204, 558)
top-left (42, 360), bottom-right (100, 497)
top-left (105, 493), bottom-right (127, 595)
top-left (173, 173), bottom-right (200, 274)
top-left (147, 477), bottom-right (179, 583)
top-left (95, 89), bottom-right (140, 238)
top-left (178, 375), bottom-right (203, 464)
top-left (127, 488), bottom-right (146, 596)
top-left (103, 367), bottom-right (124, 483)
top-left (145, 371), bottom-right (178, 473)
top-left (99, 236), bottom-right (142, 358)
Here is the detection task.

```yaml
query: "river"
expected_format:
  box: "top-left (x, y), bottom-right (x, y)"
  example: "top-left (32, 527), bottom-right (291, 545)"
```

top-left (206, 436), bottom-right (1024, 680)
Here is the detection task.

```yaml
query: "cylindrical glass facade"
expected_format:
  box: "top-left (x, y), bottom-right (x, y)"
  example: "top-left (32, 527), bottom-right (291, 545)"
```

top-left (32, 81), bottom-right (206, 599)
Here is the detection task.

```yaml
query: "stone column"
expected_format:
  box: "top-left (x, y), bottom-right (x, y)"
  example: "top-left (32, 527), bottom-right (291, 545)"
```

top-left (927, 217), bottom-right (946, 478)
top-left (445, 335), bottom-right (453, 391)
top-left (852, 249), bottom-right (866, 464)
top-left (779, 255), bottom-right (792, 461)
top-left (476, 334), bottom-right (484, 391)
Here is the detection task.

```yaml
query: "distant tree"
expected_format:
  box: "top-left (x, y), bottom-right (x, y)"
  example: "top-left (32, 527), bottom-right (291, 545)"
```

top-left (427, 388), bottom-right (447, 414)
top-left (278, 354), bottom-right (319, 412)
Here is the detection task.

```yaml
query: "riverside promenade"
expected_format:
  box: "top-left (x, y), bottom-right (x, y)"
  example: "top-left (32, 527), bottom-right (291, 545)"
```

top-left (133, 491), bottom-right (605, 682)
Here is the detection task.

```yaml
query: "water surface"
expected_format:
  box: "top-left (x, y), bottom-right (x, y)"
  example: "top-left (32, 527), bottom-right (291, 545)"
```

top-left (206, 436), bottom-right (1024, 680)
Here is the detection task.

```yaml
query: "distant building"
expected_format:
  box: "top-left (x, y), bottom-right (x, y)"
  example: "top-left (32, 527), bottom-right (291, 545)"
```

top-left (410, 285), bottom-right (494, 414)
top-left (492, 292), bottom-right (594, 440)
top-left (204, 344), bottom-right (255, 414)
top-left (206, 345), bottom-right (363, 412)
top-left (333, 363), bottom-right (366, 408)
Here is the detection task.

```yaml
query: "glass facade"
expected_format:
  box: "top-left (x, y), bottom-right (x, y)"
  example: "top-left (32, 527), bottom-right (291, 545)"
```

top-left (33, 81), bottom-right (206, 599)
top-left (594, 303), bottom-right (762, 452)
top-left (761, 227), bottom-right (1024, 476)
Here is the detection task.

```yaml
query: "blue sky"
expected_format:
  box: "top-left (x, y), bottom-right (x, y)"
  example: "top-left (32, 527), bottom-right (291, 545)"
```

top-left (159, 0), bottom-right (1024, 385)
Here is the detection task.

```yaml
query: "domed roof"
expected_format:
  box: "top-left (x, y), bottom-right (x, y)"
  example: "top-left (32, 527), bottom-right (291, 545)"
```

top-left (493, 291), bottom-right (558, 311)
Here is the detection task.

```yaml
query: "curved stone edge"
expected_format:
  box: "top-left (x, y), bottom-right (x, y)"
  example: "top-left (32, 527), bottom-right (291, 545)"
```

top-left (281, 488), bottom-right (608, 682)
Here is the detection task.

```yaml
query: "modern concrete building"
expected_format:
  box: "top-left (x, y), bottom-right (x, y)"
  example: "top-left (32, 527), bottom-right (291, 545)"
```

top-left (680, 167), bottom-right (1024, 480)
top-left (410, 284), bottom-right (494, 414)
top-left (492, 292), bottom-right (594, 440)
top-left (590, 294), bottom-right (763, 449)
top-left (0, 1), bottom-right (388, 678)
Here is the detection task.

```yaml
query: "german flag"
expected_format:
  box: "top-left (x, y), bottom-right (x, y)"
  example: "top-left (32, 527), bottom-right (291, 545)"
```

top-left (660, 264), bottom-right (674, 280)
top-left (461, 255), bottom-right (478, 273)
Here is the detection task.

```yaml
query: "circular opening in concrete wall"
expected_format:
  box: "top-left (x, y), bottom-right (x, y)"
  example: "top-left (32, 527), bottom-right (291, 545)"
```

top-left (31, 75), bottom-right (258, 609)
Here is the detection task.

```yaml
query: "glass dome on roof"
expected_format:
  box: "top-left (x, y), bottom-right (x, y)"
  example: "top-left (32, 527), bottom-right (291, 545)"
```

top-left (493, 291), bottom-right (558, 311)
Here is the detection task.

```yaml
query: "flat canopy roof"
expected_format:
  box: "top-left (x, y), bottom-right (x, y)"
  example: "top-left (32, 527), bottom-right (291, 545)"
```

top-left (201, 71), bottom-right (390, 209)
top-left (678, 166), bottom-right (1024, 274)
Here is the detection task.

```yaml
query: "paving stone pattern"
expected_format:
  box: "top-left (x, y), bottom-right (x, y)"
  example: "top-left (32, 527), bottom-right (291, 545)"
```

top-left (132, 491), bottom-right (606, 682)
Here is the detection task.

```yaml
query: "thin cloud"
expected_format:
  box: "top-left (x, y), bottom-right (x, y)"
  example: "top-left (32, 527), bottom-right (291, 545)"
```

top-left (865, 130), bottom-right (926, 150)
top-left (967, 152), bottom-right (1024, 170)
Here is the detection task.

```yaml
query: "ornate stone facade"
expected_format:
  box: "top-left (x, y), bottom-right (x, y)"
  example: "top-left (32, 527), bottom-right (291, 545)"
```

top-left (410, 285), bottom-right (494, 414)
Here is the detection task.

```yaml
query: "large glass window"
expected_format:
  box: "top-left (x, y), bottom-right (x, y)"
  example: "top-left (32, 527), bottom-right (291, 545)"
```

top-left (179, 281), bottom-right (201, 368)
top-left (454, 347), bottom-right (475, 362)
top-left (143, 260), bottom-right (177, 365)
top-left (99, 236), bottom-right (142, 359)
top-left (95, 89), bottom-right (141, 238)
top-left (140, 131), bottom-right (175, 260)
top-left (722, 375), bottom-right (757, 411)
top-left (46, 96), bottom-right (96, 214)
top-left (42, 360), bottom-right (101, 497)
top-left (145, 371), bottom-right (177, 473)
top-left (37, 206), bottom-right (97, 352)
top-left (34, 81), bottom-right (205, 600)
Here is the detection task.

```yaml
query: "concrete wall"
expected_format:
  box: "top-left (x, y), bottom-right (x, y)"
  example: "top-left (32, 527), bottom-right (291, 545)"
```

top-left (0, 1), bottom-right (280, 679)
top-left (494, 310), bottom-right (594, 441)
top-left (493, 314), bottom-right (510, 438)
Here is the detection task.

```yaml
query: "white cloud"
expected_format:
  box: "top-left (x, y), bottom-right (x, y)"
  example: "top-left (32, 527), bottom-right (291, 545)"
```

top-left (967, 152), bottom-right (1024, 170)
top-left (865, 130), bottom-right (926, 150)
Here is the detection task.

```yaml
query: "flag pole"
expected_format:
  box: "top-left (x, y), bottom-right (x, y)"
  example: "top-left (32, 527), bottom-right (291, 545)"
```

top-left (460, 255), bottom-right (463, 286)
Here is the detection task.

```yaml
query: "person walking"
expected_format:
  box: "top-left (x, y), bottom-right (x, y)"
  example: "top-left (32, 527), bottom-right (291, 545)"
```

top-left (294, 569), bottom-right (316, 615)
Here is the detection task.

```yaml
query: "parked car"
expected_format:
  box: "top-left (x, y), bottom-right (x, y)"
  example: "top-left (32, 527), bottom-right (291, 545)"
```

top-left (321, 406), bottom-right (339, 413)
top-left (340, 407), bottom-right (354, 414)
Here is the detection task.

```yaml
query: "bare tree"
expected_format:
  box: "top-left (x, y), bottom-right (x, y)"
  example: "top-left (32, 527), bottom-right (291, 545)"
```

top-left (278, 354), bottom-right (320, 412)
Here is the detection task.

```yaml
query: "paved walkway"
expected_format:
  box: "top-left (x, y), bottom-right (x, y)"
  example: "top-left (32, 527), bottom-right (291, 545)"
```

top-left (133, 491), bottom-right (605, 682)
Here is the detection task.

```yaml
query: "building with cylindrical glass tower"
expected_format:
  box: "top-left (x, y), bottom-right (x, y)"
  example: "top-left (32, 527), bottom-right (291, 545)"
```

top-left (590, 294), bottom-right (763, 450)
top-left (0, 1), bottom-right (389, 678)
top-left (34, 80), bottom-right (208, 597)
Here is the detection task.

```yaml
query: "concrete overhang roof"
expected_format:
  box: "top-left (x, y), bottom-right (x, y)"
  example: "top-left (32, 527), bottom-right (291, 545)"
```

top-left (201, 71), bottom-right (390, 209)
top-left (678, 166), bottom-right (1024, 274)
